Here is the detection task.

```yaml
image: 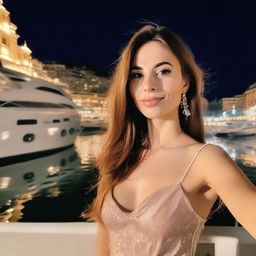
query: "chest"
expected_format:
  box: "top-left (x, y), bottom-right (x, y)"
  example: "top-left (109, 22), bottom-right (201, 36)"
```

top-left (112, 148), bottom-right (200, 212)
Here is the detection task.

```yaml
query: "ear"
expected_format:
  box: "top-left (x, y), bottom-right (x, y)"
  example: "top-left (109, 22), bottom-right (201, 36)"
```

top-left (182, 77), bottom-right (189, 93)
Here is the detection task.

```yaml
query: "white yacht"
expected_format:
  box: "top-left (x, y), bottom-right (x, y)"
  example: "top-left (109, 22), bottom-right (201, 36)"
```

top-left (0, 67), bottom-right (81, 164)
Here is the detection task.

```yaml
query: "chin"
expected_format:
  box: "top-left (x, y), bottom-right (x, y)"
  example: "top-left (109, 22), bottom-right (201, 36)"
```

top-left (139, 109), bottom-right (178, 120)
top-left (140, 112), bottom-right (164, 119)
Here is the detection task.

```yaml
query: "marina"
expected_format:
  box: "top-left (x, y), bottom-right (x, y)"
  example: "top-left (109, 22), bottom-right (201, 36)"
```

top-left (0, 68), bottom-right (255, 223)
top-left (0, 67), bottom-right (81, 161)
top-left (0, 1), bottom-right (256, 254)
top-left (1, 130), bottom-right (256, 255)
top-left (0, 131), bottom-right (256, 224)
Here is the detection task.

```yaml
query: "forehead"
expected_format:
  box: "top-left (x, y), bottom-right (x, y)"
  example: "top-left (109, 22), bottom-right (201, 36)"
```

top-left (132, 40), bottom-right (180, 68)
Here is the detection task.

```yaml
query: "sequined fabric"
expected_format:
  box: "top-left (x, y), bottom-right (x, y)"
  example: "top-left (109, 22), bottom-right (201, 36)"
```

top-left (101, 143), bottom-right (210, 256)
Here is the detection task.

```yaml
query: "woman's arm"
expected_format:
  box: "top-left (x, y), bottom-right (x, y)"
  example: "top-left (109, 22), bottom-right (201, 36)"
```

top-left (201, 144), bottom-right (256, 239)
top-left (95, 222), bottom-right (110, 256)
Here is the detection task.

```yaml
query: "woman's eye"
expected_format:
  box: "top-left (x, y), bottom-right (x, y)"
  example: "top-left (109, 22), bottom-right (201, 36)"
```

top-left (129, 73), bottom-right (142, 79)
top-left (157, 69), bottom-right (171, 76)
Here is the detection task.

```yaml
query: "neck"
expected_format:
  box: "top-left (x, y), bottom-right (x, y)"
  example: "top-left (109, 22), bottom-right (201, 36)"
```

top-left (147, 113), bottom-right (184, 150)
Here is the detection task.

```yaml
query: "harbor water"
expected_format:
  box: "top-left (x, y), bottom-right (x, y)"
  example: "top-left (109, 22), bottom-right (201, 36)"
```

top-left (0, 129), bottom-right (255, 226)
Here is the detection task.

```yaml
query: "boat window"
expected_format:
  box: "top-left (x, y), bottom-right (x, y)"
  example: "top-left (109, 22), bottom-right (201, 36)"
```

top-left (9, 77), bottom-right (27, 82)
top-left (17, 119), bottom-right (37, 125)
top-left (0, 101), bottom-right (75, 109)
top-left (36, 86), bottom-right (66, 97)
top-left (69, 128), bottom-right (75, 134)
top-left (60, 104), bottom-right (75, 109)
top-left (23, 133), bottom-right (35, 142)
top-left (61, 129), bottom-right (67, 137)
top-left (0, 101), bottom-right (20, 107)
top-left (0, 70), bottom-right (30, 81)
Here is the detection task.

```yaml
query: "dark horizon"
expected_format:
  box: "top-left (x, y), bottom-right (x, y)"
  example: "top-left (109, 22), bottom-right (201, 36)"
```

top-left (3, 0), bottom-right (256, 101)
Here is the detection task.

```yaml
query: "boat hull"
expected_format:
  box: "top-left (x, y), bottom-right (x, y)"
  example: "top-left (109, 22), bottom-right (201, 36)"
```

top-left (0, 108), bottom-right (80, 158)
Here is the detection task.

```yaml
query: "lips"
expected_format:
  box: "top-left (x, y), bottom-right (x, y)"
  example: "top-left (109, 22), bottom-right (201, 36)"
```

top-left (141, 97), bottom-right (165, 102)
top-left (140, 97), bottom-right (164, 107)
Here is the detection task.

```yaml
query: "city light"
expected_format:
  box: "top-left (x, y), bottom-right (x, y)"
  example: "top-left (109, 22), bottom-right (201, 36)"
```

top-left (47, 127), bottom-right (59, 136)
top-left (0, 131), bottom-right (10, 141)
top-left (0, 177), bottom-right (11, 189)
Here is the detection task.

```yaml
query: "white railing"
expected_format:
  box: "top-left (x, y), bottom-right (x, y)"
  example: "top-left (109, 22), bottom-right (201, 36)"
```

top-left (199, 226), bottom-right (256, 256)
top-left (0, 222), bottom-right (255, 256)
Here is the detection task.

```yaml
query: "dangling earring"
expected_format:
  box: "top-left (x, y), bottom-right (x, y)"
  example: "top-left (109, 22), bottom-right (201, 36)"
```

top-left (180, 92), bottom-right (191, 120)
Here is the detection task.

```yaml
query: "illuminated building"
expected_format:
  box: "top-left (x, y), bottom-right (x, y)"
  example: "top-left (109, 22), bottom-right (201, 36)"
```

top-left (43, 63), bottom-right (109, 124)
top-left (244, 83), bottom-right (256, 110)
top-left (71, 92), bottom-right (108, 126)
top-left (221, 94), bottom-right (245, 112)
top-left (43, 63), bottom-right (109, 94)
top-left (0, 0), bottom-right (54, 80)
top-left (0, 0), bottom-right (108, 125)
top-left (221, 82), bottom-right (256, 113)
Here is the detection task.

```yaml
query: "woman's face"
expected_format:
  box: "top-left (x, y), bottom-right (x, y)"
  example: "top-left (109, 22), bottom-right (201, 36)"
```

top-left (129, 40), bottom-right (189, 120)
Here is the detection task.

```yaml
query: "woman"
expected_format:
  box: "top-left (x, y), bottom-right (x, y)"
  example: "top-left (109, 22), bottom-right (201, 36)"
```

top-left (82, 24), bottom-right (256, 255)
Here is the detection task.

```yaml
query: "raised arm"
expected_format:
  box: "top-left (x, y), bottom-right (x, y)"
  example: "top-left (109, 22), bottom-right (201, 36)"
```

top-left (201, 144), bottom-right (256, 239)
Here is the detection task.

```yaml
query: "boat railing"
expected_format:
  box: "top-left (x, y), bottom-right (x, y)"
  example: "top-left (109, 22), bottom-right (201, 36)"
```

top-left (0, 222), bottom-right (255, 256)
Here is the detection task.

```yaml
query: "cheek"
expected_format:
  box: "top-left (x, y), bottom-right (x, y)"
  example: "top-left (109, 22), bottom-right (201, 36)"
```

top-left (167, 90), bottom-right (182, 105)
top-left (162, 82), bottom-right (183, 105)
top-left (163, 78), bottom-right (183, 95)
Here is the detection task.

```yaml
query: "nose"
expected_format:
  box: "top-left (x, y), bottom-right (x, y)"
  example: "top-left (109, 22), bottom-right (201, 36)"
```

top-left (142, 74), bottom-right (157, 92)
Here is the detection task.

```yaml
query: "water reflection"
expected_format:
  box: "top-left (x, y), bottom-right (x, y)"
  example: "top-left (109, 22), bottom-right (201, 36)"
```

top-left (0, 145), bottom-right (81, 222)
top-left (0, 131), bottom-right (255, 223)
top-left (75, 130), bottom-right (103, 167)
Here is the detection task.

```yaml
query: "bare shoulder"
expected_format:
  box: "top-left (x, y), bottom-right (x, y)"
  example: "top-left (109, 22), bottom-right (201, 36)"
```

top-left (200, 143), bottom-right (229, 160)
top-left (197, 143), bottom-right (233, 172)
top-left (197, 143), bottom-right (250, 188)
top-left (190, 143), bottom-right (233, 185)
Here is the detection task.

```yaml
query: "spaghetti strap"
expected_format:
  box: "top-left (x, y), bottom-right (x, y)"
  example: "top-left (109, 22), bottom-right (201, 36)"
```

top-left (178, 143), bottom-right (210, 184)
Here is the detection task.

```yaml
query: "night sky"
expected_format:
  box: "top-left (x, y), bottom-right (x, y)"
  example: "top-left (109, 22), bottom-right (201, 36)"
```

top-left (4, 0), bottom-right (256, 101)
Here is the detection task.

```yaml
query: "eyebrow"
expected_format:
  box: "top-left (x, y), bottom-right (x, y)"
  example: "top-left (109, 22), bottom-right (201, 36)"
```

top-left (131, 61), bottom-right (173, 71)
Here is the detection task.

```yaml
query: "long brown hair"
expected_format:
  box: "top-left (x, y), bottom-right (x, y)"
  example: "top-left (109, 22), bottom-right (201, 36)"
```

top-left (81, 24), bottom-right (224, 226)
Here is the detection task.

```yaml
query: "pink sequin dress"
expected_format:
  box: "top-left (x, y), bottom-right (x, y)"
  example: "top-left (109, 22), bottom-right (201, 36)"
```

top-left (101, 143), bottom-right (210, 256)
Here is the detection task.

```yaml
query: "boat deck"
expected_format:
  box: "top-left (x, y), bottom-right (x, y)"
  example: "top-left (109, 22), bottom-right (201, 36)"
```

top-left (0, 222), bottom-right (255, 256)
